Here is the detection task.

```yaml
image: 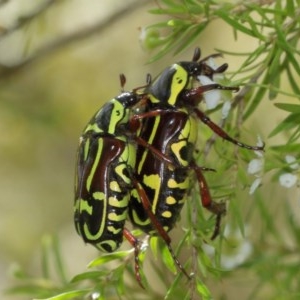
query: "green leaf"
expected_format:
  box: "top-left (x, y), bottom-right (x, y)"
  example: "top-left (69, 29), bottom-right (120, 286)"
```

top-left (267, 47), bottom-right (282, 99)
top-left (246, 16), bottom-right (267, 41)
top-left (6, 283), bottom-right (54, 297)
top-left (286, 0), bottom-right (295, 16)
top-left (164, 271), bottom-right (184, 299)
top-left (270, 143), bottom-right (300, 153)
top-left (149, 1), bottom-right (187, 15)
top-left (161, 243), bottom-right (177, 275)
top-left (196, 278), bottom-right (212, 299)
top-left (71, 270), bottom-right (108, 283)
top-left (111, 265), bottom-right (126, 296)
top-left (147, 36), bottom-right (178, 63)
top-left (274, 103), bottom-right (300, 113)
top-left (268, 113), bottom-right (300, 137)
top-left (33, 289), bottom-right (90, 300)
top-left (52, 235), bottom-right (68, 284)
top-left (286, 65), bottom-right (300, 95)
top-left (174, 22), bottom-right (207, 55)
top-left (215, 10), bottom-right (255, 37)
top-left (88, 250), bottom-right (131, 267)
top-left (243, 83), bottom-right (267, 121)
top-left (288, 126), bottom-right (300, 144)
top-left (286, 48), bottom-right (300, 76)
top-left (149, 236), bottom-right (159, 259)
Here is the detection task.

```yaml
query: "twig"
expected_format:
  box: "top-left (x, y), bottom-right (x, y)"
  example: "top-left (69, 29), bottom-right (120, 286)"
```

top-left (0, 0), bottom-right (57, 39)
top-left (0, 0), bottom-right (148, 79)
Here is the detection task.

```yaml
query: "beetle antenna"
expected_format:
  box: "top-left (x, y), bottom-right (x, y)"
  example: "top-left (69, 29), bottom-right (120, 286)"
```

top-left (119, 73), bottom-right (126, 92)
top-left (192, 47), bottom-right (201, 62)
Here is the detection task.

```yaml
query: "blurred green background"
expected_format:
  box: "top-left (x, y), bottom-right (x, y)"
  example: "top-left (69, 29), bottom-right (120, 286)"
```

top-left (0, 1), bottom-right (298, 299)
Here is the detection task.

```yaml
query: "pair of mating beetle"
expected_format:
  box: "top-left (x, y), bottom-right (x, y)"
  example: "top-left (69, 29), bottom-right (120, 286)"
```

top-left (74, 48), bottom-right (264, 287)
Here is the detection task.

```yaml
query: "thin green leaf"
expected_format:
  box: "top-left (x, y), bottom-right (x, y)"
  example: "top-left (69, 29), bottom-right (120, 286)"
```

top-left (149, 236), bottom-right (159, 259)
top-left (71, 270), bottom-right (108, 283)
top-left (274, 0), bottom-right (284, 27)
top-left (161, 243), bottom-right (177, 275)
top-left (240, 45), bottom-right (267, 71)
top-left (112, 265), bottom-right (126, 296)
top-left (286, 0), bottom-right (295, 16)
top-left (164, 271), bottom-right (183, 299)
top-left (196, 278), bottom-right (212, 299)
top-left (286, 65), bottom-right (300, 95)
top-left (52, 235), bottom-right (68, 284)
top-left (147, 36), bottom-right (179, 63)
top-left (284, 203), bottom-right (300, 244)
top-left (196, 247), bottom-right (210, 278)
top-left (214, 48), bottom-right (254, 56)
top-left (186, 3), bottom-right (205, 15)
top-left (245, 16), bottom-right (267, 41)
top-left (6, 283), bottom-right (53, 297)
top-left (34, 289), bottom-right (90, 300)
top-left (269, 73), bottom-right (280, 100)
top-left (268, 113), bottom-right (300, 138)
top-left (267, 47), bottom-right (282, 99)
top-left (286, 49), bottom-right (300, 76)
top-left (161, 0), bottom-right (185, 8)
top-left (252, 4), bottom-right (274, 28)
top-left (274, 103), bottom-right (300, 113)
top-left (148, 1), bottom-right (187, 15)
top-left (174, 22), bottom-right (207, 55)
top-left (243, 83), bottom-right (267, 121)
top-left (274, 23), bottom-right (287, 49)
top-left (215, 10), bottom-right (255, 37)
top-left (228, 196), bottom-right (245, 239)
top-left (146, 21), bottom-right (175, 30)
top-left (288, 125), bottom-right (300, 144)
top-left (270, 143), bottom-right (300, 153)
top-left (167, 19), bottom-right (191, 27)
top-left (88, 250), bottom-right (131, 267)
top-left (255, 193), bottom-right (283, 242)
top-left (175, 229), bottom-right (190, 259)
top-left (148, 8), bottom-right (182, 15)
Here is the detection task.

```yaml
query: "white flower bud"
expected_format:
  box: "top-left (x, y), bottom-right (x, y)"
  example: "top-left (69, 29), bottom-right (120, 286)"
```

top-left (222, 100), bottom-right (231, 119)
top-left (249, 178), bottom-right (262, 194)
top-left (279, 173), bottom-right (297, 188)
top-left (247, 159), bottom-right (263, 174)
top-left (197, 75), bottom-right (221, 110)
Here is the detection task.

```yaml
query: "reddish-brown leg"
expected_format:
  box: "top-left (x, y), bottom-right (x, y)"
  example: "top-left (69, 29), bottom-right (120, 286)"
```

top-left (132, 179), bottom-right (191, 280)
top-left (181, 83), bottom-right (239, 107)
top-left (191, 161), bottom-right (226, 240)
top-left (181, 84), bottom-right (264, 151)
top-left (134, 136), bottom-right (174, 165)
top-left (194, 108), bottom-right (264, 151)
top-left (123, 228), bottom-right (145, 289)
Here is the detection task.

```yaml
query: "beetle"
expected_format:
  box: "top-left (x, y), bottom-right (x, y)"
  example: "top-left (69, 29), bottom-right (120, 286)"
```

top-left (74, 74), bottom-right (175, 287)
top-left (128, 48), bottom-right (264, 278)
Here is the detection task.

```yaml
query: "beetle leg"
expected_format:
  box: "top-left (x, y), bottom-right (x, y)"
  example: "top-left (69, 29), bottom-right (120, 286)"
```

top-left (133, 136), bottom-right (174, 165)
top-left (123, 228), bottom-right (145, 289)
top-left (190, 161), bottom-right (226, 240)
top-left (132, 179), bottom-right (191, 280)
top-left (194, 108), bottom-right (265, 151)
